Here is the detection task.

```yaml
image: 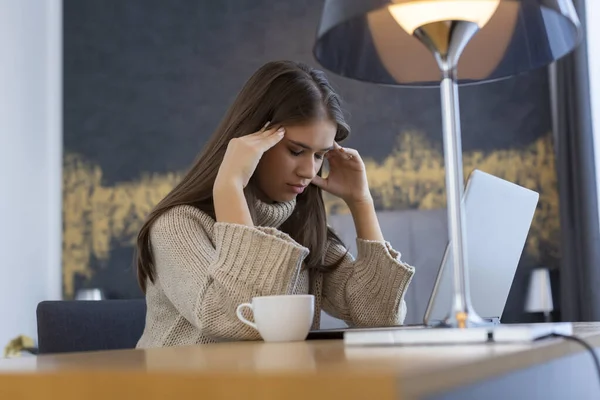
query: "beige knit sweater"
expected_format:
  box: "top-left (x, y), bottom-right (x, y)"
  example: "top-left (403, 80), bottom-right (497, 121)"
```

top-left (136, 198), bottom-right (415, 348)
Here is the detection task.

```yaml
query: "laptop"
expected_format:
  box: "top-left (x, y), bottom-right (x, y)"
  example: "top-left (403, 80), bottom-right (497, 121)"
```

top-left (307, 169), bottom-right (540, 340)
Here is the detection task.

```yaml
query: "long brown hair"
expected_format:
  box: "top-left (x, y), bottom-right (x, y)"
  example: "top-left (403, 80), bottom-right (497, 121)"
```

top-left (136, 60), bottom-right (350, 293)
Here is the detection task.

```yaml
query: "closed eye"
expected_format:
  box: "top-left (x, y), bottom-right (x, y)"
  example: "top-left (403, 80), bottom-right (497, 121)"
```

top-left (290, 149), bottom-right (325, 160)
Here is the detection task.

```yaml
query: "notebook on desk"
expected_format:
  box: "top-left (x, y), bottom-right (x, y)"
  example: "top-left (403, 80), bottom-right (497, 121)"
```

top-left (307, 169), bottom-right (539, 340)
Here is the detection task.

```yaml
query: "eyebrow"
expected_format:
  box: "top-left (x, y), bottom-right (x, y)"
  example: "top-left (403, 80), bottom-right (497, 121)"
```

top-left (287, 140), bottom-right (334, 152)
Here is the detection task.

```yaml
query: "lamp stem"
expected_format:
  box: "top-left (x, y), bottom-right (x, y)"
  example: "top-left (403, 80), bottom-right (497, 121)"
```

top-left (440, 69), bottom-right (482, 328)
top-left (413, 20), bottom-right (485, 328)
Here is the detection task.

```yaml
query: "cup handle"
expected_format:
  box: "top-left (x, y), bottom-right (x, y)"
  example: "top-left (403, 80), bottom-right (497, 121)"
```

top-left (236, 303), bottom-right (257, 330)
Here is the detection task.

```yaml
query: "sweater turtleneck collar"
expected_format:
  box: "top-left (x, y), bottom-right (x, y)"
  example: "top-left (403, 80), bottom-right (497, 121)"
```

top-left (254, 197), bottom-right (296, 228)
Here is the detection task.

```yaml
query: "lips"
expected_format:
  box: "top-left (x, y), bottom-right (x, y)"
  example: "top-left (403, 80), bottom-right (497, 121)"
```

top-left (287, 184), bottom-right (307, 194)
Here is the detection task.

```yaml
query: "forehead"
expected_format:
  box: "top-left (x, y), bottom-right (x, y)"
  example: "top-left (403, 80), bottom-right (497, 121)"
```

top-left (283, 120), bottom-right (337, 148)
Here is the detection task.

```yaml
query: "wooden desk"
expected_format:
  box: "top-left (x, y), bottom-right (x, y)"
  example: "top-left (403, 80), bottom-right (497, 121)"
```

top-left (1, 323), bottom-right (599, 400)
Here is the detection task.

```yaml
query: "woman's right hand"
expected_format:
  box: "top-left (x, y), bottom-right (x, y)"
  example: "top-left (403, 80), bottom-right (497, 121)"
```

top-left (215, 123), bottom-right (285, 190)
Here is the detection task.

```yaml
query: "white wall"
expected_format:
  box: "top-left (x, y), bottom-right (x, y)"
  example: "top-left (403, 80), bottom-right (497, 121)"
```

top-left (0, 0), bottom-right (63, 348)
top-left (588, 2), bottom-right (600, 227)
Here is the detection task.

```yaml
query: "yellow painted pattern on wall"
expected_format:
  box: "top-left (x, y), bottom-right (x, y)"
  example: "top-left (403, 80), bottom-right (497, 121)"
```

top-left (323, 132), bottom-right (559, 263)
top-left (62, 131), bottom-right (558, 297)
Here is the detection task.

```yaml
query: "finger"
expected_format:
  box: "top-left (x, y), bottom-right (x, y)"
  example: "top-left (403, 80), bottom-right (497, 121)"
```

top-left (333, 142), bottom-right (349, 157)
top-left (325, 150), bottom-right (340, 163)
top-left (260, 127), bottom-right (285, 150)
top-left (311, 175), bottom-right (327, 189)
top-left (325, 151), bottom-right (346, 168)
top-left (258, 121), bottom-right (270, 132)
top-left (341, 147), bottom-right (359, 160)
top-left (328, 145), bottom-right (352, 161)
top-left (336, 144), bottom-right (357, 161)
top-left (257, 124), bottom-right (283, 138)
top-left (249, 121), bottom-right (273, 137)
top-left (248, 127), bottom-right (276, 142)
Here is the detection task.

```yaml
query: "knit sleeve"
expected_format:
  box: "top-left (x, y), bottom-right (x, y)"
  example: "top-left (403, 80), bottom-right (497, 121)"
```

top-left (149, 206), bottom-right (309, 341)
top-left (321, 238), bottom-right (415, 327)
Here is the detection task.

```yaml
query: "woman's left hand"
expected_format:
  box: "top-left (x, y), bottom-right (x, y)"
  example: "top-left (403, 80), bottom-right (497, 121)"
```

top-left (311, 142), bottom-right (372, 206)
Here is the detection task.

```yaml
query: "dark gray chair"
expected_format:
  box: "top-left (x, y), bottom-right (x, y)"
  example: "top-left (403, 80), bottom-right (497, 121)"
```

top-left (36, 299), bottom-right (147, 354)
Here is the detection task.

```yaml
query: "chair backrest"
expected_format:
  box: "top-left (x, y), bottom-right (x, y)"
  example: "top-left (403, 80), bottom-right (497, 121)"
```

top-left (36, 299), bottom-right (147, 354)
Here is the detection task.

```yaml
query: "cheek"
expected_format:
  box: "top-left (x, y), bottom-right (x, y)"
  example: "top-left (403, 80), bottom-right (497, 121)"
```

top-left (259, 148), bottom-right (292, 178)
top-left (262, 146), bottom-right (286, 165)
top-left (274, 150), bottom-right (294, 169)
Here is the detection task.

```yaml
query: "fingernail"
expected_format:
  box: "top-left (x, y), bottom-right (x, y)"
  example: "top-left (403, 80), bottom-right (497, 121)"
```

top-left (277, 127), bottom-right (285, 134)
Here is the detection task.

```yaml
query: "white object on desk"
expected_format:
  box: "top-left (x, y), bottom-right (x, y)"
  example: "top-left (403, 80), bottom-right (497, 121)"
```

top-left (236, 294), bottom-right (314, 342)
top-left (344, 326), bottom-right (490, 346)
top-left (343, 323), bottom-right (573, 346)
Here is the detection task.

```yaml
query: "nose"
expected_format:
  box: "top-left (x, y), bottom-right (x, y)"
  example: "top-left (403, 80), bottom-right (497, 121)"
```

top-left (296, 156), bottom-right (319, 180)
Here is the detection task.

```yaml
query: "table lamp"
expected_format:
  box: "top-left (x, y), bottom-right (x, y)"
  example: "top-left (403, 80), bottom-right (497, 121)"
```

top-left (314, 0), bottom-right (581, 330)
top-left (525, 267), bottom-right (554, 322)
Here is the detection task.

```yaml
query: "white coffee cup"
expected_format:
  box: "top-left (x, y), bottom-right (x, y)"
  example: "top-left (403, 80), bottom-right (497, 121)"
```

top-left (236, 294), bottom-right (315, 342)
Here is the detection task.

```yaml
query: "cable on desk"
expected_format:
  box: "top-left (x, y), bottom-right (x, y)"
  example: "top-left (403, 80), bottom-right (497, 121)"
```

top-left (546, 333), bottom-right (600, 390)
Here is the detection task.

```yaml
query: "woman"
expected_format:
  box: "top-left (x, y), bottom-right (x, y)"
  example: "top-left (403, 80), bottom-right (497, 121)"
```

top-left (135, 60), bottom-right (415, 348)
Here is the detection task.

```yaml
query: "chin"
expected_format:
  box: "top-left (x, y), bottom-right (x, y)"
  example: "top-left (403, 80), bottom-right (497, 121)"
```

top-left (258, 184), bottom-right (298, 203)
top-left (273, 192), bottom-right (297, 203)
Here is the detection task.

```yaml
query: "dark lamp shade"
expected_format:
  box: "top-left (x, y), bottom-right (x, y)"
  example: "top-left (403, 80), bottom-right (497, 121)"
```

top-left (313, 0), bottom-right (582, 87)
